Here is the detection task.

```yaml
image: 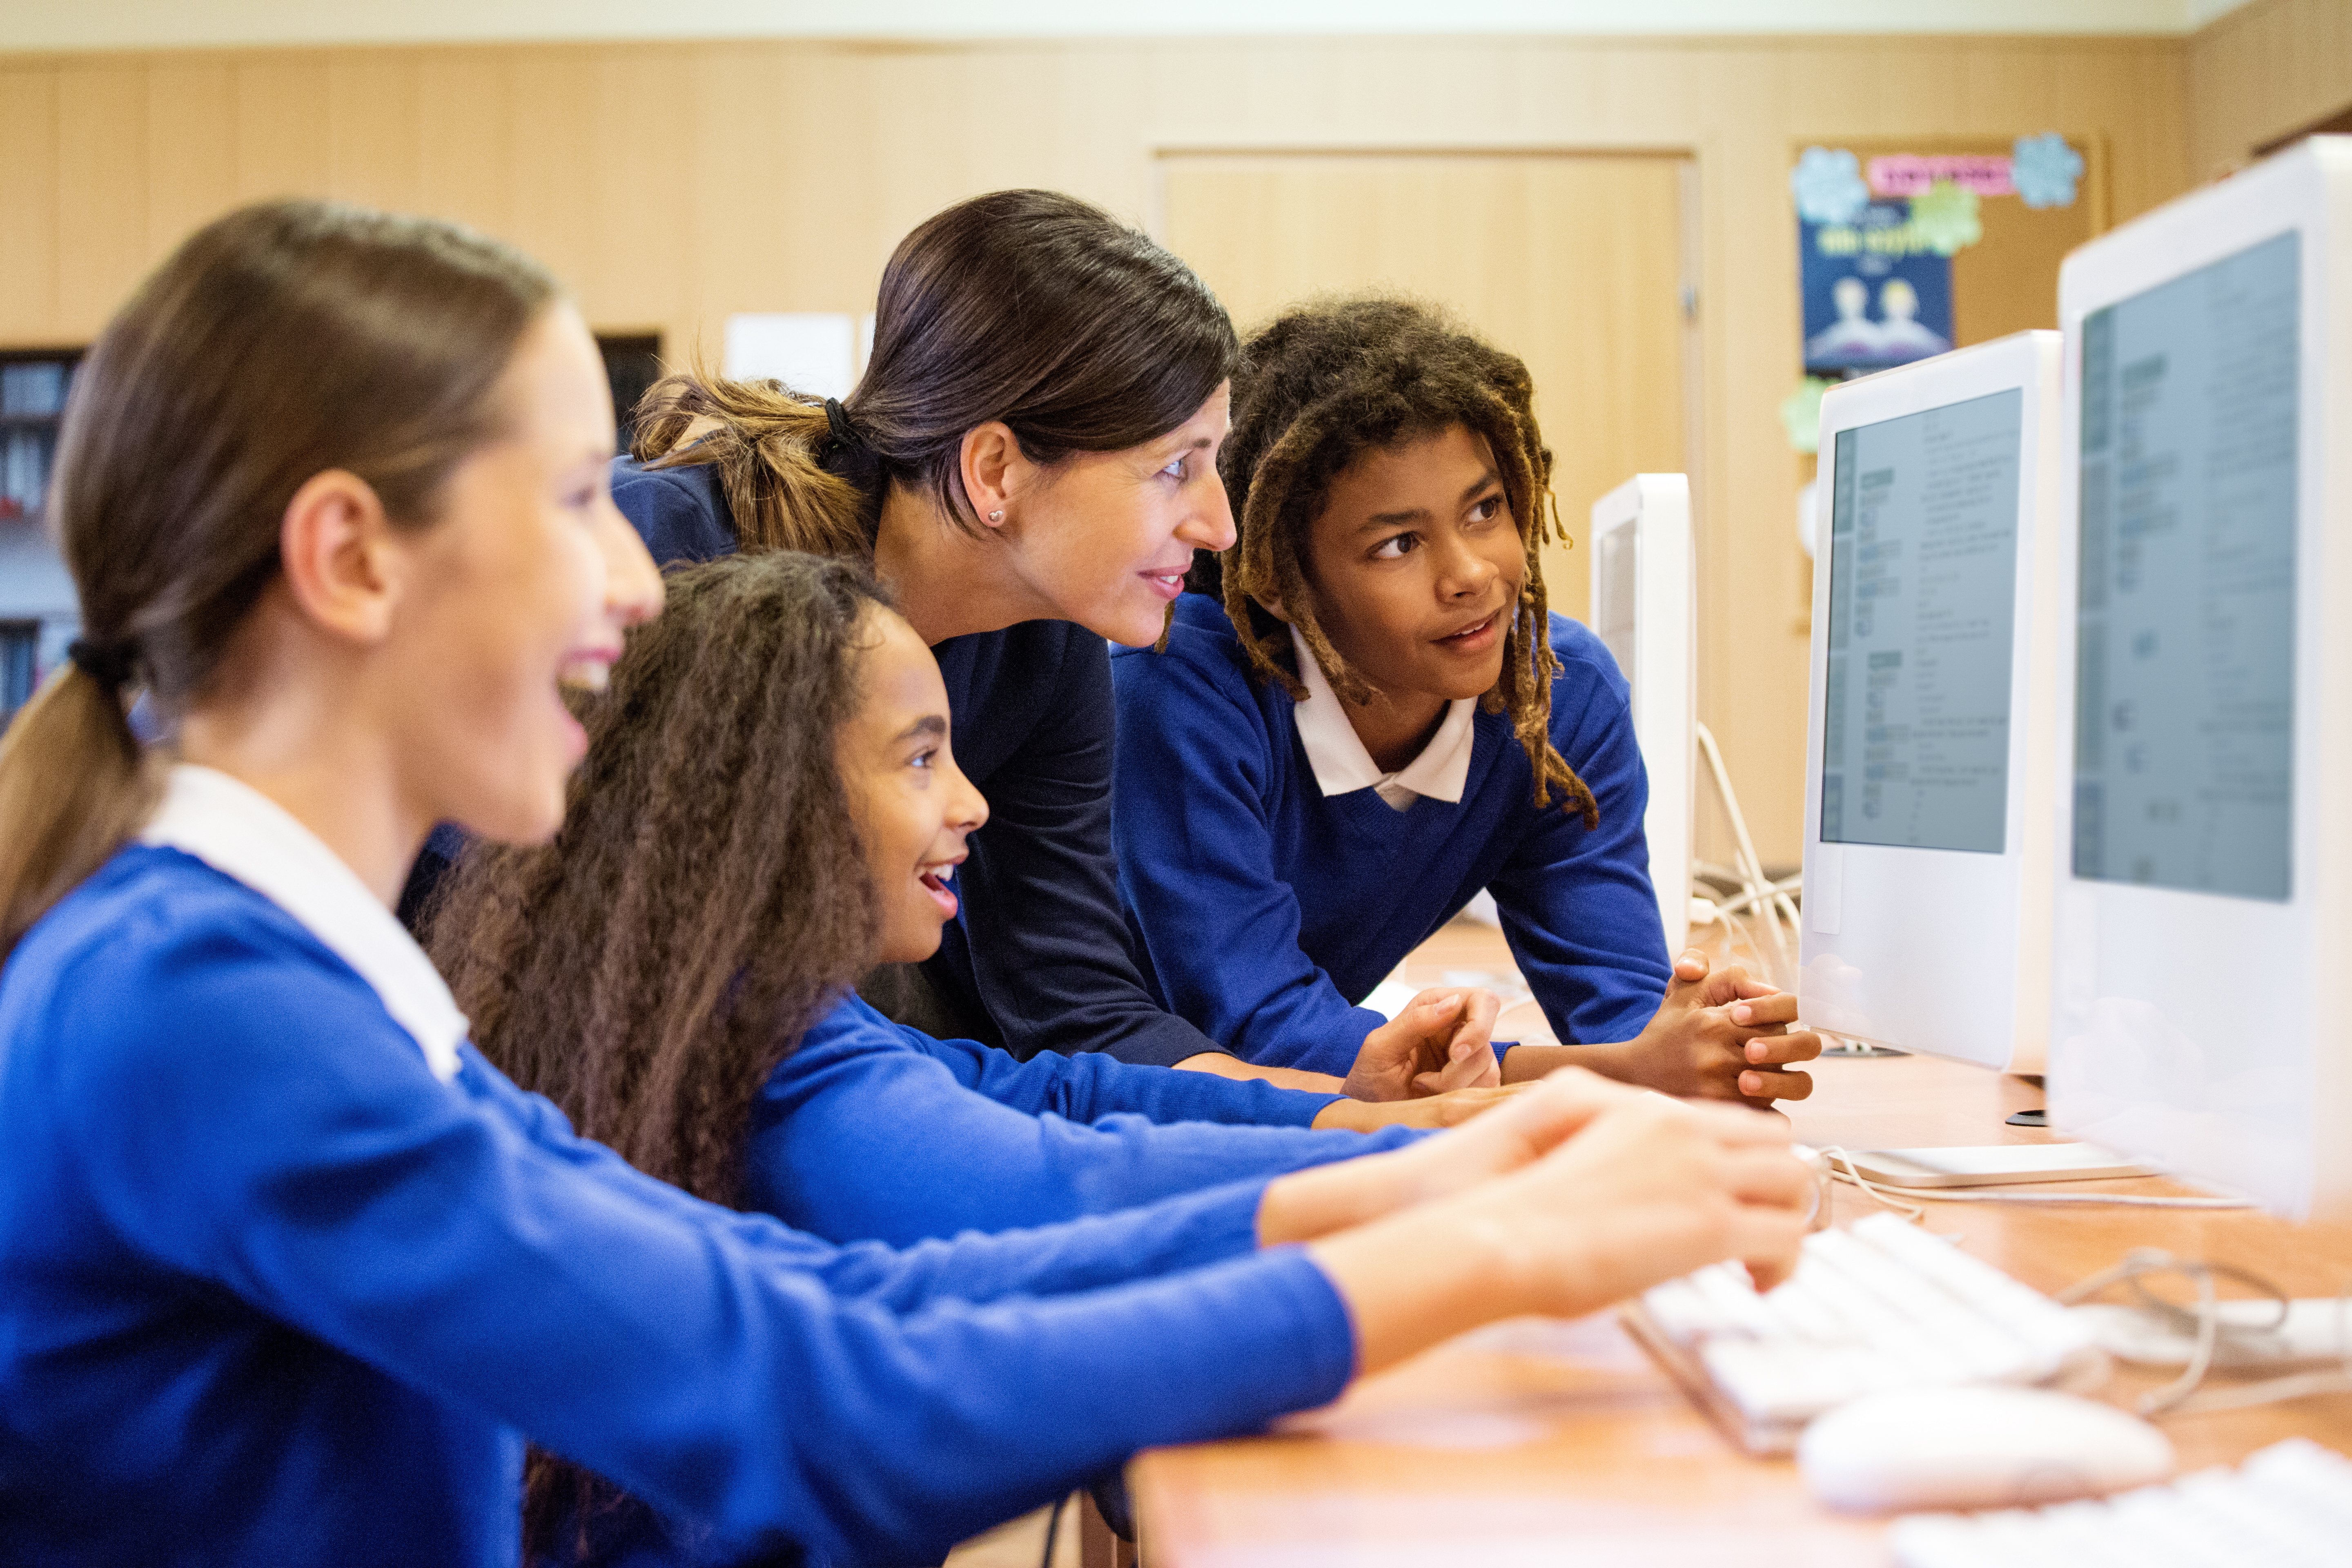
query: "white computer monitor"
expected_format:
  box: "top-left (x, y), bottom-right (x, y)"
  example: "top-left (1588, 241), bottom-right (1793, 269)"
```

top-left (1590, 474), bottom-right (1695, 954)
top-left (1798, 332), bottom-right (2065, 1075)
top-left (2047, 136), bottom-right (2352, 1221)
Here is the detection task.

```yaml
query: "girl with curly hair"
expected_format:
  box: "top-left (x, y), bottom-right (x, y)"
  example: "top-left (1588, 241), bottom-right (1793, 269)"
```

top-left (430, 550), bottom-right (1501, 1258)
top-left (428, 548), bottom-right (1810, 1565)
top-left (1112, 298), bottom-right (1823, 1104)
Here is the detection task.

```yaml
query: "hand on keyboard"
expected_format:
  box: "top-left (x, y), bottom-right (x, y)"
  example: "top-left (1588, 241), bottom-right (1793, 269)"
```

top-left (1474, 1082), bottom-right (1815, 1311)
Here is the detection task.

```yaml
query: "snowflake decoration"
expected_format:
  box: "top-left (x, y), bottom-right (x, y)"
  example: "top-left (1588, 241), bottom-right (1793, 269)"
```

top-left (1909, 180), bottom-right (1982, 257)
top-left (2012, 132), bottom-right (2085, 209)
top-left (1791, 147), bottom-right (1870, 227)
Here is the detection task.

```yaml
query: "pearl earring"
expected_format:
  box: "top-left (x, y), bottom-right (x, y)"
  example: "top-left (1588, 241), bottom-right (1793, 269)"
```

top-left (988, 509), bottom-right (1004, 522)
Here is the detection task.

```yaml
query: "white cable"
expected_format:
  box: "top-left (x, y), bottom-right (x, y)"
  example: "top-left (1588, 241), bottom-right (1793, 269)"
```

top-left (1710, 873), bottom-right (1804, 921)
top-left (1811, 1146), bottom-right (2255, 1217)
top-left (2057, 1254), bottom-right (2352, 1417)
top-left (1694, 721), bottom-right (1789, 971)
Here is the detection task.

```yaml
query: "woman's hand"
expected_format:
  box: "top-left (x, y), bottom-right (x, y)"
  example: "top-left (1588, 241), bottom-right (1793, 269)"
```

top-left (1341, 988), bottom-right (1501, 1102)
top-left (1301, 1090), bottom-right (1813, 1374)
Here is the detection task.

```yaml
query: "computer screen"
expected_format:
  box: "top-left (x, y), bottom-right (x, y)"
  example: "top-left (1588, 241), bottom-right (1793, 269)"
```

top-left (1594, 518), bottom-right (1639, 691)
top-left (1588, 474), bottom-right (1694, 955)
top-left (1819, 389), bottom-right (2022, 855)
top-left (2071, 231), bottom-right (2300, 902)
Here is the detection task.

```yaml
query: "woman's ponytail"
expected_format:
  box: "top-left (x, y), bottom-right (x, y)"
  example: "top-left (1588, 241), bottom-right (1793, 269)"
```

top-left (0, 658), bottom-right (159, 956)
top-left (631, 372), bottom-right (873, 557)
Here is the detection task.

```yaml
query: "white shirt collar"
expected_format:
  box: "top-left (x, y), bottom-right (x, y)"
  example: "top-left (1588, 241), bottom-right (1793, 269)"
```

top-left (140, 764), bottom-right (468, 1082)
top-left (1287, 625), bottom-right (1477, 812)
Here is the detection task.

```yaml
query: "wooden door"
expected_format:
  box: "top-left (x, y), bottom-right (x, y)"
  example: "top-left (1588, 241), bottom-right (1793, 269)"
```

top-left (1157, 151), bottom-right (1695, 629)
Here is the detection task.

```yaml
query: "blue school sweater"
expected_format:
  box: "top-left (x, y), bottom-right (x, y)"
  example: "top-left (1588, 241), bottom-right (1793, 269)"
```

top-left (1109, 595), bottom-right (1673, 1078)
top-left (0, 846), bottom-right (1354, 1568)
top-left (748, 994), bottom-right (1420, 1247)
top-left (605, 457), bottom-right (1223, 1069)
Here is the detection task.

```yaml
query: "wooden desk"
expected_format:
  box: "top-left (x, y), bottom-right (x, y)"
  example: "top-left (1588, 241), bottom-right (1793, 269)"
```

top-left (1130, 1051), bottom-right (2352, 1566)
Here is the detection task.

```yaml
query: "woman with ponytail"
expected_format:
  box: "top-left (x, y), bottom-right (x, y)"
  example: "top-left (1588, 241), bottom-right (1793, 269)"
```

top-left (537, 190), bottom-right (1508, 1109)
top-left (0, 198), bottom-right (1811, 1568)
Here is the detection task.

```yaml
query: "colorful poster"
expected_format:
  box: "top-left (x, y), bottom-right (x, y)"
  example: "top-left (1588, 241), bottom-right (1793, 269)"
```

top-left (1782, 138), bottom-right (2082, 451)
top-left (1799, 201), bottom-right (1955, 375)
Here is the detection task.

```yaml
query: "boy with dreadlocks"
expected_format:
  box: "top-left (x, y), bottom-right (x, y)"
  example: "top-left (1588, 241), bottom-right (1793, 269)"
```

top-left (1111, 298), bottom-right (1823, 1102)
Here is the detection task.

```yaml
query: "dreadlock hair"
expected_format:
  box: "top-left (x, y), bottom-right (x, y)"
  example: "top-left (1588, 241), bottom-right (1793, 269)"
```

top-left (424, 551), bottom-right (891, 1562)
top-left (627, 187), bottom-right (1237, 553)
top-left (1212, 296), bottom-right (1597, 829)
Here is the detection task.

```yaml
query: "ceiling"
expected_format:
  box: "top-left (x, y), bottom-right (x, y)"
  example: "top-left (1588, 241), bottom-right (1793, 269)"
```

top-left (0, 0), bottom-right (2263, 53)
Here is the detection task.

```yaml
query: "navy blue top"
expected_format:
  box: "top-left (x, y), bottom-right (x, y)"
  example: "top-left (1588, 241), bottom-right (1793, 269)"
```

top-left (0, 846), bottom-right (1355, 1567)
top-left (1109, 596), bottom-right (1673, 1077)
top-left (610, 457), bottom-right (1224, 1069)
top-left (748, 994), bottom-right (1419, 1247)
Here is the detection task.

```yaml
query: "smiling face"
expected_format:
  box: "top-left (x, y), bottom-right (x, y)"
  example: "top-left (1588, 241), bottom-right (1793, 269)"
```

top-left (1300, 422), bottom-right (1527, 712)
top-left (999, 383), bottom-right (1237, 646)
top-left (383, 303), bottom-right (665, 846)
top-left (836, 607), bottom-right (991, 963)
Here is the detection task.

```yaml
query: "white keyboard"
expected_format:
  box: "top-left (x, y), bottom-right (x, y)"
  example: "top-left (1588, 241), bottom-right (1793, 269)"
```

top-left (1623, 1212), bottom-right (2098, 1454)
top-left (1890, 1438), bottom-right (2352, 1567)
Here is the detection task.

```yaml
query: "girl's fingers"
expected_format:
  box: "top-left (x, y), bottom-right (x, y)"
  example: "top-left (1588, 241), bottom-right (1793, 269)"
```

top-left (1744, 1030), bottom-right (1824, 1065)
top-left (1721, 1145), bottom-right (1816, 1210)
top-left (1737, 1067), bottom-right (1815, 1101)
top-left (1727, 992), bottom-right (1801, 1027)
top-left (1736, 1208), bottom-right (1813, 1292)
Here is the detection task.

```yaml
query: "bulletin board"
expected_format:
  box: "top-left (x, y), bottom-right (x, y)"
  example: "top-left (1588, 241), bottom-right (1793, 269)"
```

top-left (1786, 133), bottom-right (2105, 434)
top-left (1782, 134), bottom-right (2104, 625)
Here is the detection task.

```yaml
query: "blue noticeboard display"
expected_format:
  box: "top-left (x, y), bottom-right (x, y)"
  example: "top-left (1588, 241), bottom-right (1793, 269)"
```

top-left (1801, 201), bottom-right (1955, 376)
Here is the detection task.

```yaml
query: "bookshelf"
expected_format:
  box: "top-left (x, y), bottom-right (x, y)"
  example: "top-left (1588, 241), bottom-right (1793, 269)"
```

top-left (0, 336), bottom-right (660, 728)
top-left (0, 349), bottom-right (84, 722)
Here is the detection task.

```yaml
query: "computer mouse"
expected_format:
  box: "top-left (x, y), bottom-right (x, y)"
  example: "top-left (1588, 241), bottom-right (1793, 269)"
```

top-left (1798, 1385), bottom-right (2175, 1514)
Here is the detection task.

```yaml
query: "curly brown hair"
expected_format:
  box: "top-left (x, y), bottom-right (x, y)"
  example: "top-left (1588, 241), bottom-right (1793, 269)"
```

top-left (1211, 296), bottom-right (1596, 828)
top-left (424, 551), bottom-right (892, 1559)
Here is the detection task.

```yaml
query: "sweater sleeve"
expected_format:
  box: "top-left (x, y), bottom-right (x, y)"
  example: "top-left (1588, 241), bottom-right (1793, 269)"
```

top-left (1488, 623), bottom-right (1675, 1047)
top-left (743, 998), bottom-right (1419, 1247)
top-left (1111, 640), bottom-right (1390, 1076)
top-left (939, 628), bottom-right (1230, 1068)
top-left (53, 924), bottom-right (1356, 1566)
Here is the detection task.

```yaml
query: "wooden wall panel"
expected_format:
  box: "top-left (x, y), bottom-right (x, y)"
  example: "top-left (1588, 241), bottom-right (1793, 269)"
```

top-left (231, 56), bottom-right (331, 203)
top-left (147, 62), bottom-right (237, 265)
top-left (325, 54), bottom-right (424, 216)
top-left (0, 67), bottom-right (59, 342)
top-left (414, 51), bottom-right (514, 238)
top-left (505, 52), bottom-right (602, 324)
top-left (56, 66), bottom-right (148, 335)
top-left (2187, 0), bottom-right (2352, 177)
top-left (0, 32), bottom-right (2194, 864)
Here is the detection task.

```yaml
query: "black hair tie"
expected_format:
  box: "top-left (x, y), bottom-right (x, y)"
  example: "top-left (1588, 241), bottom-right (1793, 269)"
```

top-left (67, 637), bottom-right (138, 689)
top-left (820, 398), bottom-right (884, 497)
